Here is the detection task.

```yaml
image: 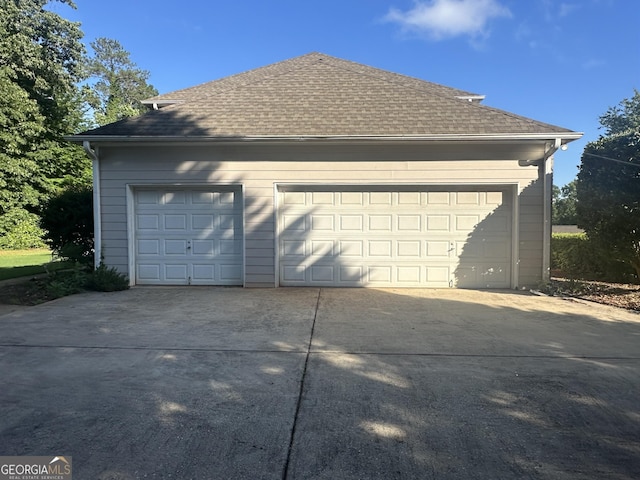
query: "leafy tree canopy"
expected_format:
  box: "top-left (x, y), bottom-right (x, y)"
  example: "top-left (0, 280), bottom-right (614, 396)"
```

top-left (577, 91), bottom-right (640, 279)
top-left (552, 180), bottom-right (577, 225)
top-left (83, 37), bottom-right (158, 126)
top-left (0, 0), bottom-right (90, 248)
top-left (0, 0), bottom-right (85, 136)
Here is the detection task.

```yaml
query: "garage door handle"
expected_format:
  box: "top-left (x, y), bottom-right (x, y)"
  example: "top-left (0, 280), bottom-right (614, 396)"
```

top-left (187, 240), bottom-right (192, 250)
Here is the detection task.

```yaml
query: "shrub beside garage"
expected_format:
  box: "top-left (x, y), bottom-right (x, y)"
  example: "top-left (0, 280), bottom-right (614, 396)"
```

top-left (551, 233), bottom-right (637, 283)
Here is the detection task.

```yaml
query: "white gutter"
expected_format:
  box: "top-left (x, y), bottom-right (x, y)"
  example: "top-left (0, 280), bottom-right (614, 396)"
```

top-left (83, 141), bottom-right (101, 269)
top-left (67, 132), bottom-right (584, 144)
top-left (541, 138), bottom-right (561, 284)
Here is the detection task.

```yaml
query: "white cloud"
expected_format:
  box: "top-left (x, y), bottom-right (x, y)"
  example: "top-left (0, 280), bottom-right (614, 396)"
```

top-left (559, 3), bottom-right (579, 17)
top-left (385, 0), bottom-right (512, 40)
top-left (542, 0), bottom-right (580, 21)
top-left (582, 58), bottom-right (605, 70)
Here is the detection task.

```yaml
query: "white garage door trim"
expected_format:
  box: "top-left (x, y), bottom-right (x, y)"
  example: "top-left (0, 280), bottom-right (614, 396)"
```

top-left (127, 184), bottom-right (244, 286)
top-left (275, 183), bottom-right (519, 288)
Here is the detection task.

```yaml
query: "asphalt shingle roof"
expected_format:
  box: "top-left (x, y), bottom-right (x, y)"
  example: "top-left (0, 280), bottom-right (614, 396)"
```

top-left (78, 52), bottom-right (576, 138)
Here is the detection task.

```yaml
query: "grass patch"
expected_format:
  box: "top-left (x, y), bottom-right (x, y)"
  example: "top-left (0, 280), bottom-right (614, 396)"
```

top-left (0, 249), bottom-right (73, 281)
top-left (0, 256), bottom-right (130, 306)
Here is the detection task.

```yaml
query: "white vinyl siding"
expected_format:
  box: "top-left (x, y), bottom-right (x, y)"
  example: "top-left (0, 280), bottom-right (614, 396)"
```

top-left (96, 142), bottom-right (545, 288)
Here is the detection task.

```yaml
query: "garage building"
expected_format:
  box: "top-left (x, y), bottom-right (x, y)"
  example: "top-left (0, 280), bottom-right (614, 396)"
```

top-left (69, 53), bottom-right (581, 288)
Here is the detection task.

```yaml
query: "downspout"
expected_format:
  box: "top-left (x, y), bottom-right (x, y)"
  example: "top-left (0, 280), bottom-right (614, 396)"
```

top-left (542, 138), bottom-right (561, 284)
top-left (83, 141), bottom-right (101, 269)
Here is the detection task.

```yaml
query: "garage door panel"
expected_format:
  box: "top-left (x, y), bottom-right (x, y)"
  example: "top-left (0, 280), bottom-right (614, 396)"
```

top-left (456, 192), bottom-right (480, 204)
top-left (398, 192), bottom-right (421, 204)
top-left (137, 191), bottom-right (159, 205)
top-left (312, 192), bottom-right (334, 204)
top-left (191, 191), bottom-right (215, 204)
top-left (138, 239), bottom-right (160, 255)
top-left (455, 215), bottom-right (480, 232)
top-left (279, 187), bottom-right (512, 288)
top-left (397, 240), bottom-right (421, 257)
top-left (340, 265), bottom-right (363, 282)
top-left (165, 239), bottom-right (188, 255)
top-left (426, 266), bottom-right (450, 285)
top-left (137, 214), bottom-right (159, 230)
top-left (340, 192), bottom-right (364, 205)
top-left (426, 241), bottom-right (450, 258)
top-left (369, 215), bottom-right (392, 231)
top-left (282, 240), bottom-right (305, 257)
top-left (135, 188), bottom-right (243, 285)
top-left (283, 214), bottom-right (306, 232)
top-left (163, 214), bottom-right (187, 230)
top-left (310, 215), bottom-right (334, 231)
top-left (192, 214), bottom-right (215, 230)
top-left (138, 264), bottom-right (160, 281)
top-left (369, 240), bottom-right (392, 257)
top-left (311, 265), bottom-right (334, 282)
top-left (397, 266), bottom-right (421, 283)
top-left (163, 191), bottom-right (186, 205)
top-left (312, 240), bottom-right (334, 256)
top-left (427, 192), bottom-right (451, 205)
top-left (192, 264), bottom-right (215, 282)
top-left (339, 240), bottom-right (363, 257)
top-left (368, 266), bottom-right (392, 283)
top-left (164, 264), bottom-right (188, 281)
top-left (192, 239), bottom-right (215, 256)
top-left (282, 265), bottom-right (305, 282)
top-left (398, 215), bottom-right (421, 231)
top-left (370, 192), bottom-right (392, 204)
top-left (426, 215), bottom-right (450, 231)
top-left (340, 215), bottom-right (363, 231)
top-left (486, 191), bottom-right (504, 205)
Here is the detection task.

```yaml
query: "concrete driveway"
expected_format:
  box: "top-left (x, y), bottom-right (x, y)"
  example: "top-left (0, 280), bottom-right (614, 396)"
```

top-left (1, 288), bottom-right (639, 479)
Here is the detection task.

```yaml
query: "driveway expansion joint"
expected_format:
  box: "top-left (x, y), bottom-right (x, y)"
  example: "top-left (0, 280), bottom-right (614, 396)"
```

top-left (282, 287), bottom-right (322, 480)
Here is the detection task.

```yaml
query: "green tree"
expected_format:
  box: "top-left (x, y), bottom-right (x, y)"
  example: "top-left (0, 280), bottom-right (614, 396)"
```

top-left (83, 37), bottom-right (158, 126)
top-left (0, 0), bottom-right (90, 248)
top-left (40, 186), bottom-right (93, 263)
top-left (552, 180), bottom-right (578, 224)
top-left (577, 91), bottom-right (640, 279)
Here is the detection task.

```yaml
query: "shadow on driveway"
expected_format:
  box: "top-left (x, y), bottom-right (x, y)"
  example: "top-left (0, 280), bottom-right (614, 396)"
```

top-left (0, 287), bottom-right (639, 479)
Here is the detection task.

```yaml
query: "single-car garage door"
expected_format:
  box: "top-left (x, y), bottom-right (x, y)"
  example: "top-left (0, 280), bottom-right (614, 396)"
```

top-left (134, 187), bottom-right (243, 285)
top-left (278, 186), bottom-right (513, 288)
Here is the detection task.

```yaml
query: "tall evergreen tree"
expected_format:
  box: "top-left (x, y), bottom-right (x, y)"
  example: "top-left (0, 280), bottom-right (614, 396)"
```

top-left (84, 37), bottom-right (158, 126)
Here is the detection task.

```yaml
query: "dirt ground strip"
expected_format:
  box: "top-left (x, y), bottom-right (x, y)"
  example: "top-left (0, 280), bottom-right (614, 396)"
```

top-left (546, 277), bottom-right (640, 312)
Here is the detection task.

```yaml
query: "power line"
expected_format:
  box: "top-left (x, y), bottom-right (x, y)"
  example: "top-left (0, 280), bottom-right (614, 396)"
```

top-left (582, 152), bottom-right (640, 168)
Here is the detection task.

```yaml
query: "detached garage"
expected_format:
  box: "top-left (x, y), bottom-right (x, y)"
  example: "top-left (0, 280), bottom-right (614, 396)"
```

top-left (69, 52), bottom-right (581, 289)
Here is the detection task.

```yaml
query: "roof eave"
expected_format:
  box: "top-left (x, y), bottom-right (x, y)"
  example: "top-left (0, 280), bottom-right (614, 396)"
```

top-left (66, 132), bottom-right (584, 145)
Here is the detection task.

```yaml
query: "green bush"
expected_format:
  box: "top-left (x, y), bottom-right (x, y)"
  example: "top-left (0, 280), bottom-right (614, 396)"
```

top-left (551, 233), bottom-right (636, 283)
top-left (0, 208), bottom-right (46, 249)
top-left (45, 266), bottom-right (90, 299)
top-left (86, 263), bottom-right (129, 292)
top-left (42, 263), bottom-right (128, 300)
top-left (40, 186), bottom-right (94, 263)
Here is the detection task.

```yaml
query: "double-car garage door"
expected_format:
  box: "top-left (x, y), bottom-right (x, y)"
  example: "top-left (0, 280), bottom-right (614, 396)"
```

top-left (132, 185), bottom-right (513, 288)
top-left (278, 186), bottom-right (513, 288)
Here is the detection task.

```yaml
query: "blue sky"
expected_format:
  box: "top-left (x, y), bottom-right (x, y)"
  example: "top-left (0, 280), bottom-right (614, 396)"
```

top-left (59, 0), bottom-right (638, 187)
